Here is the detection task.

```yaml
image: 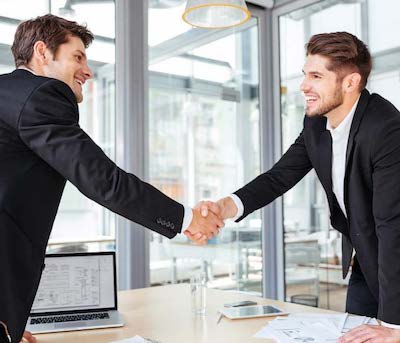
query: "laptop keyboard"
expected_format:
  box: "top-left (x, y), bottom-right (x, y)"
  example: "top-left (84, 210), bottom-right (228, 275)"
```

top-left (30, 312), bottom-right (110, 325)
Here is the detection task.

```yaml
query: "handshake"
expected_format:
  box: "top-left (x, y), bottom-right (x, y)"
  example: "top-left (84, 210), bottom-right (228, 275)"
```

top-left (184, 196), bottom-right (238, 245)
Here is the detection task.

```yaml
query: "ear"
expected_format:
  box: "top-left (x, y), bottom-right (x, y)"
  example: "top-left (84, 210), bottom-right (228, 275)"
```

top-left (32, 41), bottom-right (51, 65)
top-left (343, 72), bottom-right (361, 93)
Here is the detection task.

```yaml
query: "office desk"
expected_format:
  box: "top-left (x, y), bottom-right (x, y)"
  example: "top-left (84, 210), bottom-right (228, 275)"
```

top-left (37, 284), bottom-right (334, 343)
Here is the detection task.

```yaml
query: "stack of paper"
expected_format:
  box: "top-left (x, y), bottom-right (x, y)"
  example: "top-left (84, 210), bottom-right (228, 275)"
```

top-left (254, 313), bottom-right (378, 342)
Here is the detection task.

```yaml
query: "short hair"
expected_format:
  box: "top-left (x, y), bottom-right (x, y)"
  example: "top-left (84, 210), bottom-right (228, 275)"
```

top-left (305, 32), bottom-right (372, 90)
top-left (11, 14), bottom-right (94, 67)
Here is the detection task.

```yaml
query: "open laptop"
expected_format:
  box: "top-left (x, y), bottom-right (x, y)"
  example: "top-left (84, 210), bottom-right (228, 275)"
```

top-left (26, 251), bottom-right (124, 334)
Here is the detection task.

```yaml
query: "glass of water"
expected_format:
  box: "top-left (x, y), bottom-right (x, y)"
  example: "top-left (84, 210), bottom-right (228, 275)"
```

top-left (190, 272), bottom-right (206, 315)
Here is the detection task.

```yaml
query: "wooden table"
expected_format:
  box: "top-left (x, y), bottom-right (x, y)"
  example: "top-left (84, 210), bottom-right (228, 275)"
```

top-left (37, 284), bottom-right (335, 343)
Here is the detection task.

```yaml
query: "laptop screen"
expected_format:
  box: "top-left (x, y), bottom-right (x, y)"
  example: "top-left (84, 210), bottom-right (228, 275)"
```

top-left (30, 252), bottom-right (117, 315)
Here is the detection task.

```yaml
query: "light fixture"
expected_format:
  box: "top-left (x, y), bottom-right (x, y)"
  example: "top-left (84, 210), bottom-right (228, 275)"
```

top-left (182, 0), bottom-right (251, 29)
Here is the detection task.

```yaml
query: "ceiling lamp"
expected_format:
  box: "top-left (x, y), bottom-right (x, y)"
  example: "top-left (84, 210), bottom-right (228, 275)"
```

top-left (182, 0), bottom-right (251, 29)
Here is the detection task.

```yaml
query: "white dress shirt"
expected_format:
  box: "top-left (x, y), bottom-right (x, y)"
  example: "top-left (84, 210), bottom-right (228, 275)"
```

top-left (181, 206), bottom-right (193, 233)
top-left (326, 97), bottom-right (359, 217)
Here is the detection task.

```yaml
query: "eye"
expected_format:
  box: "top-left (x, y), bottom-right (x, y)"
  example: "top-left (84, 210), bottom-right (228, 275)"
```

top-left (312, 74), bottom-right (321, 79)
top-left (75, 55), bottom-right (82, 62)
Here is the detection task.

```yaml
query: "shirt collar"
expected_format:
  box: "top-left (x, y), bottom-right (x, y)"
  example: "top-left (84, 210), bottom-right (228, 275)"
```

top-left (326, 95), bottom-right (361, 136)
top-left (17, 65), bottom-right (36, 75)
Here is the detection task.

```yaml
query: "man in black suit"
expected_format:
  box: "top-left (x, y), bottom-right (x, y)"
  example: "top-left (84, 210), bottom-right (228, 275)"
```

top-left (192, 32), bottom-right (400, 342)
top-left (0, 14), bottom-right (223, 343)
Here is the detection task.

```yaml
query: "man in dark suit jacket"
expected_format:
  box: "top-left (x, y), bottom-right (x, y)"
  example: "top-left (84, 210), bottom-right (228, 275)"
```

top-left (192, 32), bottom-right (400, 342)
top-left (0, 15), bottom-right (224, 343)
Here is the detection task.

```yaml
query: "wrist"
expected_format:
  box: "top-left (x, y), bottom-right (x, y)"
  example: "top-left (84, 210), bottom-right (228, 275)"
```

top-left (188, 208), bottom-right (199, 230)
top-left (220, 196), bottom-right (237, 219)
top-left (393, 328), bottom-right (400, 339)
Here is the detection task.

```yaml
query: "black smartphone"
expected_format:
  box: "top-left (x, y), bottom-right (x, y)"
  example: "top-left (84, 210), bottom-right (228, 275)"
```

top-left (224, 300), bottom-right (258, 308)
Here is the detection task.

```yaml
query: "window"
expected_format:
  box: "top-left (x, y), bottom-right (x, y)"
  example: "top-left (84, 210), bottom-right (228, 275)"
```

top-left (148, 2), bottom-right (263, 293)
top-left (0, 0), bottom-right (116, 253)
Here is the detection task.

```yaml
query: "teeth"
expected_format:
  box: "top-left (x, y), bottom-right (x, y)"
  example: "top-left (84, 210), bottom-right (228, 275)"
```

top-left (75, 79), bottom-right (83, 85)
top-left (305, 96), bottom-right (317, 101)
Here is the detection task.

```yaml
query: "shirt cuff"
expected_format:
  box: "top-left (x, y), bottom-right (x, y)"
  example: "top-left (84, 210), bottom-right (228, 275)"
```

top-left (180, 206), bottom-right (193, 234)
top-left (229, 194), bottom-right (244, 221)
top-left (381, 321), bottom-right (400, 329)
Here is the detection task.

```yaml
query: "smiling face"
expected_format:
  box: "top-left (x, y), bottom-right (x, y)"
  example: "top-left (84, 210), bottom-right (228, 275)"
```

top-left (300, 54), bottom-right (344, 117)
top-left (43, 35), bottom-right (92, 103)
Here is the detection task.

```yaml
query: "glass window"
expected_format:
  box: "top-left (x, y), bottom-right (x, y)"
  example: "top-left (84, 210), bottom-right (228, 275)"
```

top-left (49, 1), bottom-right (116, 254)
top-left (368, 0), bottom-right (400, 53)
top-left (148, 2), bottom-right (263, 294)
top-left (0, 1), bottom-right (48, 20)
top-left (0, 1), bottom-right (116, 253)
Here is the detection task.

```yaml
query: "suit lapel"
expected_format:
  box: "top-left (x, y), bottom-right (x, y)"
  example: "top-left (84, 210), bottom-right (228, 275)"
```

top-left (345, 89), bottom-right (370, 169)
top-left (343, 90), bottom-right (370, 214)
top-left (318, 128), bottom-right (333, 204)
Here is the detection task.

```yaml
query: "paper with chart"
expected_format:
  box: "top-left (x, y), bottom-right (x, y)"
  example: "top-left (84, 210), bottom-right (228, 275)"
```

top-left (254, 313), bottom-right (379, 342)
top-left (32, 257), bottom-right (101, 310)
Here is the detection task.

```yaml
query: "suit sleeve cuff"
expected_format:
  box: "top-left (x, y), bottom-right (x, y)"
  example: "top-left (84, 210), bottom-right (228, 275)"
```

top-left (180, 206), bottom-right (193, 234)
top-left (381, 321), bottom-right (400, 329)
top-left (229, 194), bottom-right (244, 221)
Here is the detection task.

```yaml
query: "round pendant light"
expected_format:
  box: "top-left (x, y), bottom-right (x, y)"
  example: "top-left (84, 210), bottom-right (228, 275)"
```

top-left (182, 0), bottom-right (251, 29)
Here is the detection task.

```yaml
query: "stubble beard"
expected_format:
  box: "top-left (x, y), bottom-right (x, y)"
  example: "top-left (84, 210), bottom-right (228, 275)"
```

top-left (306, 83), bottom-right (344, 117)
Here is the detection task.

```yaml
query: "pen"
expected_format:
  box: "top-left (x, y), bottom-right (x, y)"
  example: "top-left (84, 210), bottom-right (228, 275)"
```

top-left (216, 312), bottom-right (223, 324)
top-left (340, 312), bottom-right (348, 333)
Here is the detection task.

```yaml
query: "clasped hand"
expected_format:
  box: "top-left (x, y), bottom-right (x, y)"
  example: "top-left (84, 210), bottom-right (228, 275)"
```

top-left (185, 197), bottom-right (238, 244)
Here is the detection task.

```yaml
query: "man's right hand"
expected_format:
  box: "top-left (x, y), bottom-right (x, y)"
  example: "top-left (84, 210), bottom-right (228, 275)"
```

top-left (197, 197), bottom-right (238, 220)
top-left (185, 197), bottom-right (238, 244)
top-left (185, 207), bottom-right (224, 244)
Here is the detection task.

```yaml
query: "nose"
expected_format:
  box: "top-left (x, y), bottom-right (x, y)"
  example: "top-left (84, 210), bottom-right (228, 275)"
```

top-left (83, 62), bottom-right (93, 80)
top-left (300, 76), bottom-right (311, 93)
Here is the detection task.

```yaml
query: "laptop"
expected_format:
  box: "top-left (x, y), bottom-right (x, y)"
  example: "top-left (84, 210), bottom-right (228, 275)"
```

top-left (26, 251), bottom-right (124, 334)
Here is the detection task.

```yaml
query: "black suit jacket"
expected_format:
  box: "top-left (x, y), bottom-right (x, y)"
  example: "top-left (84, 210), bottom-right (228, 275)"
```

top-left (234, 89), bottom-right (400, 324)
top-left (0, 69), bottom-right (184, 342)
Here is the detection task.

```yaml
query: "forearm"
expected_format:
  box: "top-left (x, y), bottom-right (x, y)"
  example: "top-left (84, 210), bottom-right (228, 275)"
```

top-left (233, 131), bottom-right (312, 220)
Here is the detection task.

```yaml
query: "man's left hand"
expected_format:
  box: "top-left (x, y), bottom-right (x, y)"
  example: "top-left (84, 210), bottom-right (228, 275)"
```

top-left (338, 324), bottom-right (400, 343)
top-left (21, 331), bottom-right (37, 343)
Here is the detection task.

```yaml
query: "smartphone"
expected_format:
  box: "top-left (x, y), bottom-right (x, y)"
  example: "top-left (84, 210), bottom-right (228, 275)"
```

top-left (224, 300), bottom-right (258, 308)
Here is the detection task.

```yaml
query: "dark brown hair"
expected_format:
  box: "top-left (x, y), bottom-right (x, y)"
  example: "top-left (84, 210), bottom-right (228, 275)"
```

top-left (11, 14), bottom-right (94, 67)
top-left (305, 32), bottom-right (372, 90)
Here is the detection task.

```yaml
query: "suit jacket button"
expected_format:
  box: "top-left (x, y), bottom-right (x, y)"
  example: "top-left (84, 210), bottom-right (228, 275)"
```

top-left (171, 224), bottom-right (175, 230)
